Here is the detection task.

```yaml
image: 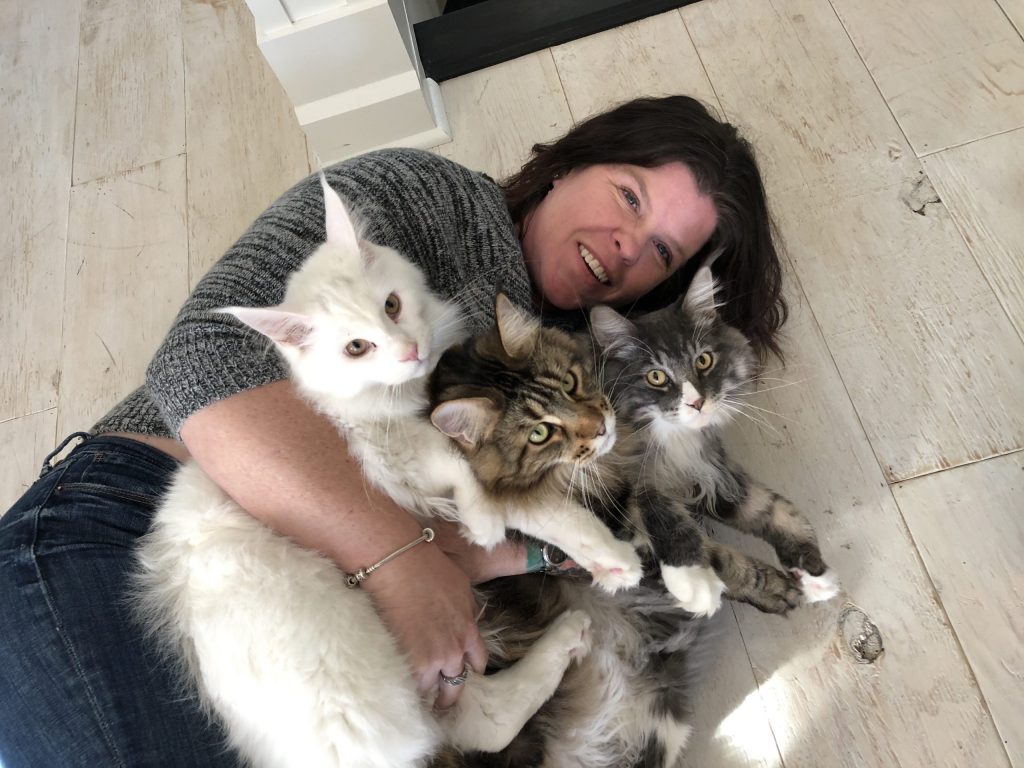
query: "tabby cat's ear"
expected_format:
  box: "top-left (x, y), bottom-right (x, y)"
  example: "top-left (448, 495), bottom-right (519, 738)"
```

top-left (218, 306), bottom-right (314, 348)
top-left (431, 397), bottom-right (501, 447)
top-left (589, 305), bottom-right (636, 351)
top-left (682, 266), bottom-right (719, 318)
top-left (494, 293), bottom-right (540, 359)
top-left (319, 173), bottom-right (359, 254)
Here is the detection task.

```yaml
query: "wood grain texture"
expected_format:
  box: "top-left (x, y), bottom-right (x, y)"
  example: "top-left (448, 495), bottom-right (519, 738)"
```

top-left (58, 157), bottom-right (189, 437)
top-left (893, 451), bottom-right (1024, 766)
top-left (0, 411), bottom-right (58, 515)
top-left (683, 0), bottom-right (1024, 482)
top-left (997, 0), bottom-right (1024, 36)
top-left (550, 9), bottom-right (720, 123)
top-left (922, 127), bottom-right (1024, 344)
top-left (433, 50), bottom-right (574, 179)
top-left (713, 281), bottom-right (1010, 768)
top-left (182, 0), bottom-right (310, 283)
top-left (0, 1), bottom-right (79, 423)
top-left (73, 0), bottom-right (186, 185)
top-left (830, 0), bottom-right (1024, 155)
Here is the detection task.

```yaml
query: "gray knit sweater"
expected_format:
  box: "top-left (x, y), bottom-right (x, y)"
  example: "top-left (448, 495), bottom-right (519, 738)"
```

top-left (92, 149), bottom-right (530, 439)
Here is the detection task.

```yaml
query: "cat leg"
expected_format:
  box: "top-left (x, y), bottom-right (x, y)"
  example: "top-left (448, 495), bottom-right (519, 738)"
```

top-left (638, 489), bottom-right (726, 616)
top-left (441, 609), bottom-right (592, 753)
top-left (700, 469), bottom-right (840, 603)
top-left (505, 505), bottom-right (643, 592)
top-left (703, 540), bottom-right (803, 615)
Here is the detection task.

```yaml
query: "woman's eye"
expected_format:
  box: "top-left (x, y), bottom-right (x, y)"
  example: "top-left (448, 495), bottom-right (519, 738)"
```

top-left (384, 292), bottom-right (401, 319)
top-left (655, 242), bottom-right (672, 266)
top-left (528, 423), bottom-right (553, 445)
top-left (346, 339), bottom-right (372, 357)
top-left (695, 352), bottom-right (714, 371)
top-left (622, 188), bottom-right (640, 210)
top-left (561, 371), bottom-right (577, 394)
top-left (646, 369), bottom-right (668, 387)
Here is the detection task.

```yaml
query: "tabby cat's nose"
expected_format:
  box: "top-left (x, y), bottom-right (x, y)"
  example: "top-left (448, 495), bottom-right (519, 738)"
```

top-left (595, 422), bottom-right (606, 436)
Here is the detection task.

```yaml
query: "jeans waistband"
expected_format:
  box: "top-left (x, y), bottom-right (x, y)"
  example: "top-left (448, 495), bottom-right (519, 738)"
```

top-left (40, 433), bottom-right (182, 480)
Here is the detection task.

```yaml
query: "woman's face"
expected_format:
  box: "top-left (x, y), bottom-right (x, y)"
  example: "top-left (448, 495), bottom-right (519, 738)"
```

top-left (520, 162), bottom-right (718, 310)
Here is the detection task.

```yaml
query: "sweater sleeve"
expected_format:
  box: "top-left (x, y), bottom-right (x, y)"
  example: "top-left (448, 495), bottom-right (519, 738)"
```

top-left (139, 149), bottom-right (529, 438)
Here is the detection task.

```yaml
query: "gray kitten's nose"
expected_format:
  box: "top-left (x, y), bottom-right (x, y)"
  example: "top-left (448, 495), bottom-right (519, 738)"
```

top-left (687, 397), bottom-right (704, 412)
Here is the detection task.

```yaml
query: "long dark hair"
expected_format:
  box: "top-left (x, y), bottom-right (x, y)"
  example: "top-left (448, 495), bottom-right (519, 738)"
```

top-left (501, 96), bottom-right (787, 361)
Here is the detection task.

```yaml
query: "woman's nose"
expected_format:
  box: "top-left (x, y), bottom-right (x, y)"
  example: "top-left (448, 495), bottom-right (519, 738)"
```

top-left (613, 229), bottom-right (641, 266)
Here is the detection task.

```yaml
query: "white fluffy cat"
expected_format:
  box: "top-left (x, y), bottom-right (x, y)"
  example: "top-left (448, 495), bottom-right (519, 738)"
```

top-left (133, 177), bottom-right (612, 768)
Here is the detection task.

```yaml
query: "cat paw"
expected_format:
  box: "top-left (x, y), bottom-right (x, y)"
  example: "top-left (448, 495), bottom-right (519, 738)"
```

top-left (736, 565), bottom-right (803, 615)
top-left (792, 567), bottom-right (841, 603)
top-left (662, 565), bottom-right (726, 617)
top-left (546, 609), bottom-right (593, 661)
top-left (461, 517), bottom-right (507, 550)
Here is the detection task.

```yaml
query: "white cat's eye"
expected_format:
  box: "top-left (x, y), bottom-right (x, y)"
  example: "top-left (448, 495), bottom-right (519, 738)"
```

top-left (384, 292), bottom-right (401, 319)
top-left (561, 371), bottom-right (577, 394)
top-left (528, 423), bottom-right (553, 445)
top-left (646, 369), bottom-right (668, 387)
top-left (695, 352), bottom-right (714, 371)
top-left (345, 339), bottom-right (372, 357)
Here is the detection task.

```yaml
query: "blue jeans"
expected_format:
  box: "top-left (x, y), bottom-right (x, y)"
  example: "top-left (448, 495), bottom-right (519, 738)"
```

top-left (0, 434), bottom-right (243, 767)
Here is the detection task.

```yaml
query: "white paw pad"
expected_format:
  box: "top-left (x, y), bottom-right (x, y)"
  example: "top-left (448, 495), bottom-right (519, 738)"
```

top-left (662, 564), bottom-right (726, 617)
top-left (792, 568), bottom-right (841, 603)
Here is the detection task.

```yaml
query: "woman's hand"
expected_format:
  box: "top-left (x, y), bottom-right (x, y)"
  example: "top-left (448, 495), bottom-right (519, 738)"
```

top-left (362, 540), bottom-right (487, 710)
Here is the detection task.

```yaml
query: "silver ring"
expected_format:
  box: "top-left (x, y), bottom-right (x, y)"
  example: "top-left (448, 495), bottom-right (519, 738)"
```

top-left (440, 663), bottom-right (471, 687)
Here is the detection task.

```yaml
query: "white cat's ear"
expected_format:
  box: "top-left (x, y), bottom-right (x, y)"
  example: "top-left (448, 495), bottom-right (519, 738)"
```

top-left (589, 305), bottom-right (636, 350)
top-left (319, 173), bottom-right (359, 253)
top-left (494, 293), bottom-right (540, 358)
top-left (682, 266), bottom-right (719, 318)
top-left (218, 307), bottom-right (314, 348)
top-left (431, 397), bottom-right (501, 447)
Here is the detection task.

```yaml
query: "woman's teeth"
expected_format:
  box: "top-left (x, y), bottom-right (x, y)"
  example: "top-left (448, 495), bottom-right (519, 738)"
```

top-left (578, 244), bottom-right (609, 285)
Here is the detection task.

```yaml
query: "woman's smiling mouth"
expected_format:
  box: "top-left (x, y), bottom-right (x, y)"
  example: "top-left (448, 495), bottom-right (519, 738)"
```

top-left (578, 244), bottom-right (610, 285)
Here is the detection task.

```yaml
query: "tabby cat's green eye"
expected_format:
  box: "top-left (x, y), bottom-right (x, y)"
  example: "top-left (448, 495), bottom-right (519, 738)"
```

top-left (561, 371), bottom-right (577, 394)
top-left (346, 339), bottom-right (371, 357)
top-left (384, 292), bottom-right (401, 318)
top-left (695, 352), bottom-right (714, 371)
top-left (646, 369), bottom-right (668, 387)
top-left (528, 423), bottom-right (553, 444)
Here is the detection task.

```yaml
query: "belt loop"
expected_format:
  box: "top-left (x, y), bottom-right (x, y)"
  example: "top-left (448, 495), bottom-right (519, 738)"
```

top-left (39, 431), bottom-right (93, 477)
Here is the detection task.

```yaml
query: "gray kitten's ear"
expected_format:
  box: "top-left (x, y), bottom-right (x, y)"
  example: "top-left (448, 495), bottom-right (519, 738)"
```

top-left (589, 305), bottom-right (636, 350)
top-left (494, 293), bottom-right (540, 358)
top-left (218, 307), bottom-right (313, 348)
top-left (682, 266), bottom-right (719, 318)
top-left (431, 397), bottom-right (501, 447)
top-left (319, 173), bottom-right (359, 253)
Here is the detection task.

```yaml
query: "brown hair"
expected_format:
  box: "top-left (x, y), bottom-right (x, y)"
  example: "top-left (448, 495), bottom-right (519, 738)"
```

top-left (501, 96), bottom-right (787, 361)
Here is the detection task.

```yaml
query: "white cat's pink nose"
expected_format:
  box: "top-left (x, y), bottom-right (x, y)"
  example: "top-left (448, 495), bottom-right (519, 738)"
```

top-left (400, 343), bottom-right (419, 362)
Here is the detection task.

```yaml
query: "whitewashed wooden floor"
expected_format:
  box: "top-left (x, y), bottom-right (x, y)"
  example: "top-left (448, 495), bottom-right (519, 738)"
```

top-left (2, 1), bottom-right (1022, 765)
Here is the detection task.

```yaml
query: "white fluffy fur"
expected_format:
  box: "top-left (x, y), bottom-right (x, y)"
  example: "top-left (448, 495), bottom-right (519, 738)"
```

top-left (660, 564), bottom-right (726, 617)
top-left (134, 178), bottom-right (593, 767)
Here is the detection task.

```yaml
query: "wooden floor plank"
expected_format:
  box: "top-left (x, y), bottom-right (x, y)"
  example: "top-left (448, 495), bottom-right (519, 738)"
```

top-left (73, 0), bottom-right (185, 185)
top-left (683, 0), bottom-right (1024, 483)
top-left (997, 0), bottom-right (1024, 36)
top-left (550, 9), bottom-right (720, 123)
top-left (830, 0), bottom-right (1024, 156)
top-left (58, 157), bottom-right (190, 437)
top-left (0, 1), bottom-right (79, 423)
top-left (922, 127), bottom-right (1024, 343)
top-left (433, 50), bottom-right (574, 179)
top-left (0, 411), bottom-right (58, 515)
top-left (892, 452), bottom-right (1024, 766)
top-left (182, 0), bottom-right (310, 282)
top-left (713, 281), bottom-right (1010, 768)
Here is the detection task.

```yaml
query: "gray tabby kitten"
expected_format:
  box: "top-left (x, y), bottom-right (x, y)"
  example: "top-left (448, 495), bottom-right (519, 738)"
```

top-left (591, 266), bottom-right (840, 615)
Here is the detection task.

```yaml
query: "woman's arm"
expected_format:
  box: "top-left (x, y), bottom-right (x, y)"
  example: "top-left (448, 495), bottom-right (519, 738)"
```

top-left (179, 379), bottom-right (523, 708)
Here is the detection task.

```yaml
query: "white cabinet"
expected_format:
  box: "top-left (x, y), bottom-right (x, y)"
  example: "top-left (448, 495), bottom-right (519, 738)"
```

top-left (246, 0), bottom-right (450, 163)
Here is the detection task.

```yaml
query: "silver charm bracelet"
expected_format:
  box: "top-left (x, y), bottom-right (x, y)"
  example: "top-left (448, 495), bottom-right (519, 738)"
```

top-left (345, 527), bottom-right (435, 588)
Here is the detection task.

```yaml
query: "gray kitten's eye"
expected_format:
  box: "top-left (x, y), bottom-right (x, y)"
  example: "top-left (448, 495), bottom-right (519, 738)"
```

top-left (346, 339), bottom-right (372, 357)
top-left (695, 352), bottom-right (714, 371)
top-left (384, 292), bottom-right (401, 319)
top-left (646, 369), bottom-right (668, 387)
top-left (528, 423), bottom-right (553, 444)
top-left (561, 371), bottom-right (577, 394)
